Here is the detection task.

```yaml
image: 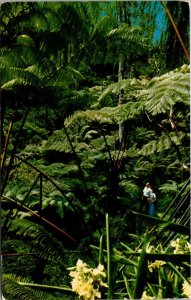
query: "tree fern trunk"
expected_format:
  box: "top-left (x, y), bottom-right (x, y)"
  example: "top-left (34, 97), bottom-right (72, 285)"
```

top-left (118, 60), bottom-right (125, 146)
top-left (117, 1), bottom-right (129, 147)
top-left (0, 96), bottom-right (6, 150)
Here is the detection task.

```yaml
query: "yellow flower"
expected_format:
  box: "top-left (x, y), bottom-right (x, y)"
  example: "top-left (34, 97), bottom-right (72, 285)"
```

top-left (92, 264), bottom-right (106, 277)
top-left (68, 259), bottom-right (107, 300)
top-left (170, 238), bottom-right (190, 254)
top-left (170, 240), bottom-right (177, 247)
top-left (76, 259), bottom-right (84, 268)
top-left (186, 242), bottom-right (191, 252)
top-left (146, 245), bottom-right (154, 253)
top-left (78, 281), bottom-right (93, 297)
top-left (69, 270), bottom-right (77, 278)
top-left (98, 264), bottom-right (104, 272)
top-left (141, 291), bottom-right (155, 300)
top-left (100, 281), bottom-right (108, 288)
top-left (94, 289), bottom-right (101, 299)
top-left (148, 260), bottom-right (166, 272)
top-left (170, 239), bottom-right (181, 254)
top-left (182, 280), bottom-right (191, 298)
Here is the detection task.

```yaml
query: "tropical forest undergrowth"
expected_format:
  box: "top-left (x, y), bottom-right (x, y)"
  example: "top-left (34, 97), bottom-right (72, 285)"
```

top-left (1, 2), bottom-right (190, 300)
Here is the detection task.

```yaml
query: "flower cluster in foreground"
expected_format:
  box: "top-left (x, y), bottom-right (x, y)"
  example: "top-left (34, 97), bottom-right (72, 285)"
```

top-left (182, 279), bottom-right (191, 298)
top-left (68, 259), bottom-right (108, 300)
top-left (141, 291), bottom-right (155, 300)
top-left (148, 260), bottom-right (166, 273)
top-left (170, 238), bottom-right (191, 254)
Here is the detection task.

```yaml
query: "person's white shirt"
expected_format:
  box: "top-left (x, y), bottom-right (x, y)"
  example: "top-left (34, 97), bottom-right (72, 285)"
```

top-left (143, 186), bottom-right (152, 197)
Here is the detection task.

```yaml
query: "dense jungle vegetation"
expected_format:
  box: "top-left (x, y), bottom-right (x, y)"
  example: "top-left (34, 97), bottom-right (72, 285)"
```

top-left (1, 1), bottom-right (190, 299)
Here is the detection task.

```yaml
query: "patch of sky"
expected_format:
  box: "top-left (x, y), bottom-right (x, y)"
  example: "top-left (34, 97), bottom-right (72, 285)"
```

top-left (99, 1), bottom-right (167, 45)
top-left (153, 5), bottom-right (167, 44)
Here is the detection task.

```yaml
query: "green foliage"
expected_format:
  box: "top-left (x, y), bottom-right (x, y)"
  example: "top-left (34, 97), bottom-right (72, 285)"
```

top-left (1, 2), bottom-right (190, 299)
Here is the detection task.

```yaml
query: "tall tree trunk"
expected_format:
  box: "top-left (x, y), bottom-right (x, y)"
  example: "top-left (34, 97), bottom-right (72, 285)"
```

top-left (118, 60), bottom-right (125, 146)
top-left (0, 97), bottom-right (6, 151)
top-left (117, 1), bottom-right (129, 147)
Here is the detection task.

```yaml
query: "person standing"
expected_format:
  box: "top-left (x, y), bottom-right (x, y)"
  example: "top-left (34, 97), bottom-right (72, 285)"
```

top-left (140, 182), bottom-right (152, 214)
top-left (149, 188), bottom-right (156, 216)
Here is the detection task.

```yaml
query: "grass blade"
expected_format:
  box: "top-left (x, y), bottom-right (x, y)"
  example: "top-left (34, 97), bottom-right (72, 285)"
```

top-left (99, 235), bottom-right (103, 265)
top-left (106, 213), bottom-right (112, 299)
top-left (133, 233), bottom-right (150, 299)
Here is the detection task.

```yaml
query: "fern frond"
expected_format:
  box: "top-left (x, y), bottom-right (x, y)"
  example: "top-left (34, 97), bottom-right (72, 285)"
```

top-left (90, 15), bottom-right (115, 40)
top-left (65, 100), bottom-right (145, 130)
top-left (167, 159), bottom-right (182, 172)
top-left (64, 110), bottom-right (114, 128)
top-left (2, 274), bottom-right (65, 300)
top-left (108, 23), bottom-right (149, 50)
top-left (1, 61), bottom-right (45, 89)
top-left (3, 273), bottom-right (73, 300)
top-left (138, 132), bottom-right (184, 156)
top-left (17, 35), bottom-right (35, 46)
top-left (98, 77), bottom-right (145, 102)
top-left (9, 219), bottom-right (66, 262)
top-left (159, 180), bottom-right (178, 194)
top-left (3, 274), bottom-right (46, 300)
top-left (120, 181), bottom-right (140, 201)
top-left (97, 65), bottom-right (189, 122)
top-left (46, 66), bottom-right (84, 88)
top-left (38, 162), bottom-right (66, 177)
top-left (143, 66), bottom-right (190, 115)
top-left (1, 77), bottom-right (33, 90)
top-left (101, 101), bottom-right (143, 122)
top-left (138, 140), bottom-right (157, 156)
top-left (84, 129), bottom-right (99, 141)
top-left (3, 273), bottom-right (32, 284)
top-left (42, 130), bottom-right (71, 153)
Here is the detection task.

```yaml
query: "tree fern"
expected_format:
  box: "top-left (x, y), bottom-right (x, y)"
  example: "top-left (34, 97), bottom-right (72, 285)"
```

top-left (97, 64), bottom-right (189, 121)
